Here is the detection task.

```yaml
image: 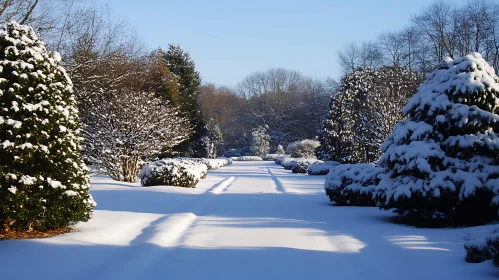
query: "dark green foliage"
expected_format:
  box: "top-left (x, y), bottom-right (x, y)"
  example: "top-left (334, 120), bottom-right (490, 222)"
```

top-left (162, 44), bottom-right (209, 157)
top-left (465, 233), bottom-right (499, 263)
top-left (0, 22), bottom-right (95, 231)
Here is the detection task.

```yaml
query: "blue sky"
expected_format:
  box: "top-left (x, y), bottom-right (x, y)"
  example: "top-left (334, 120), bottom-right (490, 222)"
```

top-left (100, 0), bottom-right (469, 87)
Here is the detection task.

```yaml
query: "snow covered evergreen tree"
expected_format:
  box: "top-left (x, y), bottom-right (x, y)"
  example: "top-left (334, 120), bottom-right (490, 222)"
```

top-left (0, 22), bottom-right (95, 231)
top-left (316, 69), bottom-right (374, 163)
top-left (317, 66), bottom-right (421, 163)
top-left (354, 65), bottom-right (422, 162)
top-left (375, 53), bottom-right (499, 225)
top-left (250, 125), bottom-right (270, 157)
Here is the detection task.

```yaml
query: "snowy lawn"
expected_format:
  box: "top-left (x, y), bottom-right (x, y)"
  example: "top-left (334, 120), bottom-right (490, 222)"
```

top-left (1, 161), bottom-right (498, 279)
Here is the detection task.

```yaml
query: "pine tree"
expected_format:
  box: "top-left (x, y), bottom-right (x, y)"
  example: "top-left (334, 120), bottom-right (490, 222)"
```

top-left (162, 44), bottom-right (208, 157)
top-left (0, 22), bottom-right (95, 231)
top-left (375, 53), bottom-right (499, 225)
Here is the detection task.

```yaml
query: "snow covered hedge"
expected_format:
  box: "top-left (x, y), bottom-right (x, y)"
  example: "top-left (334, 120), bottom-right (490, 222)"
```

top-left (308, 161), bottom-right (339, 175)
top-left (177, 157), bottom-right (232, 170)
top-left (374, 53), bottom-right (499, 225)
top-left (262, 154), bottom-right (281, 161)
top-left (0, 22), bottom-right (95, 231)
top-left (139, 159), bottom-right (208, 188)
top-left (286, 139), bottom-right (319, 158)
top-left (274, 155), bottom-right (288, 165)
top-left (236, 156), bottom-right (263, 161)
top-left (281, 158), bottom-right (322, 172)
top-left (464, 229), bottom-right (499, 263)
top-left (325, 164), bottom-right (384, 206)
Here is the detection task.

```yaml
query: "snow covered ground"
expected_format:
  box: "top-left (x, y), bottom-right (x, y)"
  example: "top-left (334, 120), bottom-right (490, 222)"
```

top-left (1, 161), bottom-right (498, 279)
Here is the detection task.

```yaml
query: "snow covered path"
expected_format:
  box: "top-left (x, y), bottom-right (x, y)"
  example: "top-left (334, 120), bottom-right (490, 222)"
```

top-left (1, 161), bottom-right (497, 279)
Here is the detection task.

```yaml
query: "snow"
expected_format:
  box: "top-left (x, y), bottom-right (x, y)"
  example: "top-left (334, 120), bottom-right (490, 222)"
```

top-left (236, 156), bottom-right (263, 161)
top-left (0, 161), bottom-right (497, 280)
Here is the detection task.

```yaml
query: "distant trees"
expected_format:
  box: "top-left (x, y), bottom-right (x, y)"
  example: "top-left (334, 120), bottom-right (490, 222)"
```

top-left (237, 68), bottom-right (331, 151)
top-left (338, 0), bottom-right (499, 74)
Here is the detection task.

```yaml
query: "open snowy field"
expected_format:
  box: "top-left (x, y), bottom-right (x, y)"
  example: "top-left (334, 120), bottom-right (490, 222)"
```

top-left (1, 161), bottom-right (497, 280)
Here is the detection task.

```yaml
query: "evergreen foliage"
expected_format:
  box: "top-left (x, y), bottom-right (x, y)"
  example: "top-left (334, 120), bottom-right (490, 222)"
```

top-left (0, 22), bottom-right (95, 231)
top-left (375, 53), bottom-right (499, 225)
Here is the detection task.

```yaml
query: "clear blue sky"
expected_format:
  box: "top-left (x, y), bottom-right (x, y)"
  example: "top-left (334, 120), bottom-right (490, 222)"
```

top-left (100, 0), bottom-right (469, 87)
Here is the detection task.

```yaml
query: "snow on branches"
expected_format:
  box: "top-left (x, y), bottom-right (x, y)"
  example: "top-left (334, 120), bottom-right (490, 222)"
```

top-left (83, 89), bottom-right (192, 182)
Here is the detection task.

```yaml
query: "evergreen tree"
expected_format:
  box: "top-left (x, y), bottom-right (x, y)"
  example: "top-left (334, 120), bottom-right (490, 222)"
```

top-left (250, 126), bottom-right (270, 157)
top-left (0, 22), bottom-right (95, 231)
top-left (316, 69), bottom-right (371, 163)
top-left (163, 43), bottom-right (207, 157)
top-left (375, 53), bottom-right (499, 225)
top-left (316, 66), bottom-right (421, 163)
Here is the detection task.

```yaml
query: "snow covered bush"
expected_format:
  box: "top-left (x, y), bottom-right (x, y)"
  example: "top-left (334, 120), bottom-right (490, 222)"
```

top-left (325, 164), bottom-right (384, 206)
top-left (286, 139), bottom-right (319, 158)
top-left (464, 229), bottom-right (499, 263)
top-left (276, 144), bottom-right (285, 154)
top-left (139, 159), bottom-right (208, 188)
top-left (281, 158), bottom-right (321, 171)
top-left (375, 53), bottom-right (499, 225)
top-left (236, 156), bottom-right (263, 161)
top-left (262, 154), bottom-right (281, 161)
top-left (83, 89), bottom-right (191, 182)
top-left (275, 155), bottom-right (288, 165)
top-left (200, 158), bottom-right (232, 170)
top-left (250, 125), bottom-right (270, 157)
top-left (308, 161), bottom-right (339, 175)
top-left (0, 22), bottom-right (95, 231)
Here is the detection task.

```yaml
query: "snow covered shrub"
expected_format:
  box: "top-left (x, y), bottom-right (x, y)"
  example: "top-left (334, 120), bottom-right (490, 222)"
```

top-left (325, 164), bottom-right (384, 206)
top-left (281, 158), bottom-right (321, 171)
top-left (274, 155), bottom-right (288, 165)
top-left (139, 159), bottom-right (207, 187)
top-left (464, 229), bottom-right (499, 263)
top-left (262, 154), bottom-right (281, 161)
top-left (201, 158), bottom-right (232, 170)
top-left (250, 126), bottom-right (270, 157)
top-left (83, 89), bottom-right (191, 182)
top-left (375, 53), bottom-right (499, 226)
top-left (308, 161), bottom-right (339, 175)
top-left (286, 139), bottom-right (319, 158)
top-left (0, 22), bottom-right (95, 231)
top-left (236, 156), bottom-right (263, 161)
top-left (276, 144), bottom-right (285, 154)
top-left (291, 165), bottom-right (308, 174)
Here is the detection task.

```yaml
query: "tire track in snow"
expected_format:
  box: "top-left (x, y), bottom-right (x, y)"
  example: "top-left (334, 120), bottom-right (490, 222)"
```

top-left (101, 176), bottom-right (237, 278)
top-left (267, 166), bottom-right (286, 193)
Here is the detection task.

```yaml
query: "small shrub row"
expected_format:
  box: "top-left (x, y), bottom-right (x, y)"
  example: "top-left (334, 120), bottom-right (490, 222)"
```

top-left (236, 156), bottom-right (263, 161)
top-left (281, 158), bottom-right (320, 171)
top-left (262, 154), bottom-right (282, 161)
top-left (308, 161), bottom-right (339, 175)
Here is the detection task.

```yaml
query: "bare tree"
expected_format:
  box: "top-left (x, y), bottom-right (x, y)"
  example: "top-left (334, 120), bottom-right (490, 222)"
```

top-left (338, 41), bottom-right (384, 73)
